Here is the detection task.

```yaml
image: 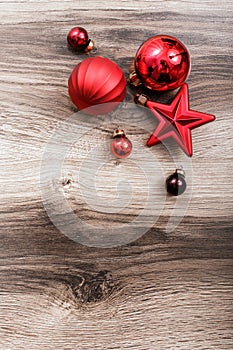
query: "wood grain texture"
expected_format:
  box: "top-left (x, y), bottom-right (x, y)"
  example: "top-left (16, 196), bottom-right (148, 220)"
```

top-left (0, 0), bottom-right (233, 349)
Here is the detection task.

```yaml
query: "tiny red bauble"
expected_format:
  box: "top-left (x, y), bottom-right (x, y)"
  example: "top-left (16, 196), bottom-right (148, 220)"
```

top-left (68, 56), bottom-right (126, 115)
top-left (110, 129), bottom-right (132, 159)
top-left (131, 35), bottom-right (191, 91)
top-left (67, 26), bottom-right (94, 52)
top-left (166, 169), bottom-right (186, 196)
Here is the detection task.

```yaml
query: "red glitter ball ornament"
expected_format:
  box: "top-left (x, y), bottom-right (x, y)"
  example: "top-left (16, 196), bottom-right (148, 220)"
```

top-left (110, 129), bottom-right (132, 159)
top-left (68, 56), bottom-right (126, 115)
top-left (131, 35), bottom-right (191, 91)
top-left (67, 26), bottom-right (94, 52)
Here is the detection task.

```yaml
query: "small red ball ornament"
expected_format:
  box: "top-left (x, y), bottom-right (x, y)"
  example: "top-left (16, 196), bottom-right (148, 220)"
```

top-left (110, 129), bottom-right (132, 159)
top-left (68, 56), bottom-right (126, 115)
top-left (67, 26), bottom-right (94, 52)
top-left (130, 35), bottom-right (191, 91)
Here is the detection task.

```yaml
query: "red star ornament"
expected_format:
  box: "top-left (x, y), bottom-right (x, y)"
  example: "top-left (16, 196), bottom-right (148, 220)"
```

top-left (145, 83), bottom-right (215, 156)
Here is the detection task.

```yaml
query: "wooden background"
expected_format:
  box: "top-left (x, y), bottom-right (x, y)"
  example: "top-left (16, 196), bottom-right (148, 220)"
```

top-left (0, 0), bottom-right (232, 349)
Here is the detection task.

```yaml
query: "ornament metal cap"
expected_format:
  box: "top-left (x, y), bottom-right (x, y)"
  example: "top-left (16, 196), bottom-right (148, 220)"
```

top-left (84, 39), bottom-right (95, 52)
top-left (134, 93), bottom-right (148, 106)
top-left (175, 167), bottom-right (186, 177)
top-left (113, 129), bottom-right (126, 138)
top-left (129, 71), bottom-right (142, 87)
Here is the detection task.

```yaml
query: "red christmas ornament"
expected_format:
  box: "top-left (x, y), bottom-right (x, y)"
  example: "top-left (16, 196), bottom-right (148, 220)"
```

top-left (110, 129), bottom-right (132, 159)
top-left (130, 35), bottom-right (191, 91)
top-left (68, 56), bottom-right (126, 115)
top-left (67, 26), bottom-right (94, 52)
top-left (166, 169), bottom-right (186, 196)
top-left (135, 83), bottom-right (215, 156)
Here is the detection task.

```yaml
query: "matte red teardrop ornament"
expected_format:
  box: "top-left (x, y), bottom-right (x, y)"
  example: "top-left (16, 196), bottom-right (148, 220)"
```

top-left (68, 56), bottom-right (126, 115)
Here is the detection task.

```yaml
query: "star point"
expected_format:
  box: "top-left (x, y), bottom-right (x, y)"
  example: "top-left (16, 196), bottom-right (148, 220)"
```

top-left (145, 83), bottom-right (215, 156)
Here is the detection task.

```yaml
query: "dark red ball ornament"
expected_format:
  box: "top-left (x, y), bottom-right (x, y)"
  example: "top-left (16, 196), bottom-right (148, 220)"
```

top-left (130, 35), bottom-right (191, 91)
top-left (68, 56), bottom-right (126, 115)
top-left (67, 26), bottom-right (94, 52)
top-left (110, 129), bottom-right (132, 159)
top-left (166, 169), bottom-right (186, 196)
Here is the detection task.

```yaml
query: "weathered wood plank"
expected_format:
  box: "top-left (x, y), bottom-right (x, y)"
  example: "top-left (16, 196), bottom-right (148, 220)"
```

top-left (0, 0), bottom-right (232, 348)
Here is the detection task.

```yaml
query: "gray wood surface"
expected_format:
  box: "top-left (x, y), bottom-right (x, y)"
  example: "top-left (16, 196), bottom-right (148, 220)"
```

top-left (0, 0), bottom-right (232, 349)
